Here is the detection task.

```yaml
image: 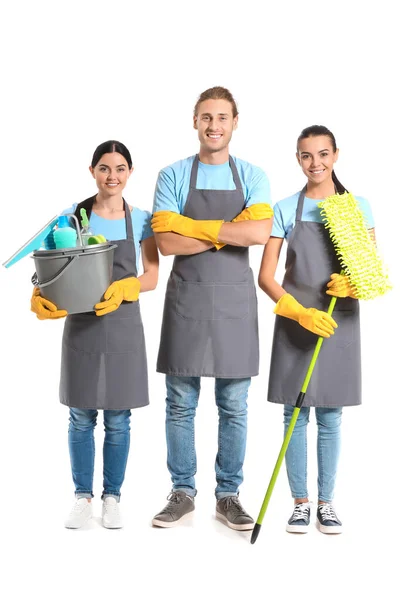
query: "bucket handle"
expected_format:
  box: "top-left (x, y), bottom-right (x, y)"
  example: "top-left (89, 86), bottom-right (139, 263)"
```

top-left (64, 213), bottom-right (83, 246)
top-left (31, 254), bottom-right (79, 288)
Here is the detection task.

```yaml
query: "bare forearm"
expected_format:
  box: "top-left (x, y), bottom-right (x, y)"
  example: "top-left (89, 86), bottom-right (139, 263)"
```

top-left (138, 270), bottom-right (158, 292)
top-left (258, 277), bottom-right (286, 303)
top-left (218, 220), bottom-right (272, 247)
top-left (154, 232), bottom-right (214, 256)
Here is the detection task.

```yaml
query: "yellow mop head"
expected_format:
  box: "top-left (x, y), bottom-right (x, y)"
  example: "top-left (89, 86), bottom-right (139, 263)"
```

top-left (318, 192), bottom-right (392, 300)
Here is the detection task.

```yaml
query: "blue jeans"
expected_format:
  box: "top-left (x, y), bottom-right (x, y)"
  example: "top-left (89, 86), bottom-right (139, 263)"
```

top-left (68, 408), bottom-right (131, 501)
top-left (165, 375), bottom-right (251, 500)
top-left (284, 405), bottom-right (342, 503)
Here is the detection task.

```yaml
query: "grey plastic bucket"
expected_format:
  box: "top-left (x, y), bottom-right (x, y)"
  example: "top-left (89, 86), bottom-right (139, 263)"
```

top-left (32, 243), bottom-right (117, 314)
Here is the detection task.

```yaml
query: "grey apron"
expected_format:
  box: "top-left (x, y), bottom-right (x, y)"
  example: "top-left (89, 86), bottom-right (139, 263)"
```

top-left (157, 155), bottom-right (259, 378)
top-left (268, 188), bottom-right (361, 407)
top-left (59, 197), bottom-right (149, 410)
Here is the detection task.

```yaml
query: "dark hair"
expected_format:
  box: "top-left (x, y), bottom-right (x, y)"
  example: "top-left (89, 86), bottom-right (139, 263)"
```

top-left (194, 86), bottom-right (239, 118)
top-left (297, 125), bottom-right (347, 194)
top-left (91, 140), bottom-right (132, 169)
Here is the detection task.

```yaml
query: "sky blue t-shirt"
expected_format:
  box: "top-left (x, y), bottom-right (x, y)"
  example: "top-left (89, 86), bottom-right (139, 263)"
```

top-left (62, 204), bottom-right (153, 272)
top-left (152, 155), bottom-right (271, 214)
top-left (272, 192), bottom-right (375, 240)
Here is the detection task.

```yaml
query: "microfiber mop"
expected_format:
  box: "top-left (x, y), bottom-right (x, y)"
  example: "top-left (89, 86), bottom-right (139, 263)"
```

top-left (251, 192), bottom-right (391, 544)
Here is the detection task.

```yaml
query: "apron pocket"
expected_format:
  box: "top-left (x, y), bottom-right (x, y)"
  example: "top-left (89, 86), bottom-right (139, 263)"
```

top-left (176, 281), bottom-right (249, 321)
top-left (332, 309), bottom-right (355, 349)
top-left (63, 313), bottom-right (102, 353)
top-left (213, 283), bottom-right (249, 320)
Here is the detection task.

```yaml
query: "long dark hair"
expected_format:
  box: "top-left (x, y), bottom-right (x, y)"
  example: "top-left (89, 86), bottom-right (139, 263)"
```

top-left (91, 140), bottom-right (132, 169)
top-left (297, 125), bottom-right (347, 194)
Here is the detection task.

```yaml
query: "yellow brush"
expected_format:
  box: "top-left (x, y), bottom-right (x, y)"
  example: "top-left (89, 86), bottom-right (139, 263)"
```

top-left (251, 192), bottom-right (391, 545)
top-left (319, 192), bottom-right (391, 299)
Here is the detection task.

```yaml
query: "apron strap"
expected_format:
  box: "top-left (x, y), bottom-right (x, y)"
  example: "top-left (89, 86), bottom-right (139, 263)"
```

top-left (189, 155), bottom-right (243, 192)
top-left (123, 199), bottom-right (134, 240)
top-left (228, 156), bottom-right (242, 191)
top-left (295, 187), bottom-right (307, 223)
top-left (75, 196), bottom-right (134, 240)
top-left (295, 185), bottom-right (338, 223)
top-left (189, 156), bottom-right (200, 189)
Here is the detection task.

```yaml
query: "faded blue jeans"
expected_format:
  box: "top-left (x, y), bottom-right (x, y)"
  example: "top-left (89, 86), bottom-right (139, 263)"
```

top-left (284, 405), bottom-right (342, 503)
top-left (165, 375), bottom-right (251, 500)
top-left (68, 408), bottom-right (131, 501)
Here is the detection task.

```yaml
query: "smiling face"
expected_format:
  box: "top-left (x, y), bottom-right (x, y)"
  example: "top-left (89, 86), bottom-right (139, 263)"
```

top-left (193, 98), bottom-right (238, 161)
top-left (297, 135), bottom-right (338, 186)
top-left (89, 152), bottom-right (133, 197)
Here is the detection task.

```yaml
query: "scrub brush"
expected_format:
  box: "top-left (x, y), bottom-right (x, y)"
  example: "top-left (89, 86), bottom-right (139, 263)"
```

top-left (251, 192), bottom-right (391, 544)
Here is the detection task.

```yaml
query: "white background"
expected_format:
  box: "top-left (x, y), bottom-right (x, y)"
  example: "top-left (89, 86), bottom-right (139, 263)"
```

top-left (0, 1), bottom-right (399, 598)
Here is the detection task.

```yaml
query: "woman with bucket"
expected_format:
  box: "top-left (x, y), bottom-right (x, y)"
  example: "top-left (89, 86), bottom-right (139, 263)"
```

top-left (258, 126), bottom-right (375, 534)
top-left (30, 140), bottom-right (159, 529)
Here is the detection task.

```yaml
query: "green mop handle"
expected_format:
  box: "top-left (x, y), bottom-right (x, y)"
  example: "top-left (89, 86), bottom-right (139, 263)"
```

top-left (251, 293), bottom-right (338, 544)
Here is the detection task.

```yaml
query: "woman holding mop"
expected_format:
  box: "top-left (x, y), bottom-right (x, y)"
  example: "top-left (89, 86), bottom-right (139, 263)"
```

top-left (258, 125), bottom-right (374, 534)
top-left (30, 140), bottom-right (159, 529)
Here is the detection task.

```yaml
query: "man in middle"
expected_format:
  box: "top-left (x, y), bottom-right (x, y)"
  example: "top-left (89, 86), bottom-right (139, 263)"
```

top-left (151, 86), bottom-right (273, 531)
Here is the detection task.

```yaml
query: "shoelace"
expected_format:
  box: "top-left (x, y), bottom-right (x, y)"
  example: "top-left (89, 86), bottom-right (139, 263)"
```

top-left (220, 496), bottom-right (246, 516)
top-left (104, 501), bottom-right (119, 516)
top-left (291, 503), bottom-right (310, 521)
top-left (70, 500), bottom-right (90, 514)
top-left (318, 503), bottom-right (338, 522)
top-left (161, 492), bottom-right (188, 515)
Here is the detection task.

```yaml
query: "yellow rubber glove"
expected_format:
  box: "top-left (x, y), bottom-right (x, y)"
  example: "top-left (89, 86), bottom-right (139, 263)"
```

top-left (214, 203), bottom-right (274, 250)
top-left (326, 273), bottom-right (358, 298)
top-left (151, 211), bottom-right (223, 244)
top-left (274, 293), bottom-right (338, 338)
top-left (95, 277), bottom-right (141, 316)
top-left (31, 287), bottom-right (68, 320)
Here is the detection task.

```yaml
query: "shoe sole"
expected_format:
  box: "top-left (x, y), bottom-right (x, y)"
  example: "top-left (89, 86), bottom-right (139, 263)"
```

top-left (316, 521), bottom-right (343, 534)
top-left (286, 524), bottom-right (309, 533)
top-left (65, 514), bottom-right (92, 529)
top-left (103, 519), bottom-right (123, 529)
top-left (215, 511), bottom-right (254, 531)
top-left (152, 510), bottom-right (194, 528)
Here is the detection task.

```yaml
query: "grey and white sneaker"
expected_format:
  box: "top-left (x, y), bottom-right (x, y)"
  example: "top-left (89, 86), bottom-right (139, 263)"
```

top-left (317, 503), bottom-right (342, 534)
top-left (286, 502), bottom-right (311, 533)
top-left (102, 497), bottom-right (123, 529)
top-left (216, 496), bottom-right (254, 531)
top-left (152, 491), bottom-right (195, 528)
top-left (64, 498), bottom-right (93, 529)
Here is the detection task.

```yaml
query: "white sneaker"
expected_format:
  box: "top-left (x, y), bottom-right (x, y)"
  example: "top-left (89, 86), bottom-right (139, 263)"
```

top-left (65, 498), bottom-right (93, 529)
top-left (102, 497), bottom-right (123, 529)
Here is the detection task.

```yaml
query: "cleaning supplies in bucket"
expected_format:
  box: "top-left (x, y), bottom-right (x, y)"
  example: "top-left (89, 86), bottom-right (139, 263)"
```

top-left (53, 215), bottom-right (77, 249)
top-left (32, 243), bottom-right (117, 314)
top-left (80, 208), bottom-right (93, 245)
top-left (2, 213), bottom-right (117, 314)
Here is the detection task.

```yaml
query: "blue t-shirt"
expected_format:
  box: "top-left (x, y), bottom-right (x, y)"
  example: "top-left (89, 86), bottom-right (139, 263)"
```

top-left (272, 192), bottom-right (375, 240)
top-left (152, 155), bottom-right (271, 214)
top-left (62, 204), bottom-right (153, 272)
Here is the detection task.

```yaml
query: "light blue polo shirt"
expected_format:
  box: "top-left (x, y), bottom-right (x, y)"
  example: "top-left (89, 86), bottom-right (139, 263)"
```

top-left (62, 204), bottom-right (153, 272)
top-left (272, 192), bottom-right (375, 240)
top-left (152, 155), bottom-right (271, 214)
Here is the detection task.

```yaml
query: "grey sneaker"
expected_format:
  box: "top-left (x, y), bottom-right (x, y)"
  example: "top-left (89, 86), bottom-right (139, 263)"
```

top-left (316, 503), bottom-right (342, 534)
top-left (152, 491), bottom-right (195, 528)
top-left (216, 496), bottom-right (254, 531)
top-left (286, 502), bottom-right (311, 533)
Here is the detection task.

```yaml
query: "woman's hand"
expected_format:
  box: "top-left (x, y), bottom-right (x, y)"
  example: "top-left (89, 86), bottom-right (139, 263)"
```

top-left (95, 277), bottom-right (141, 316)
top-left (31, 287), bottom-right (68, 320)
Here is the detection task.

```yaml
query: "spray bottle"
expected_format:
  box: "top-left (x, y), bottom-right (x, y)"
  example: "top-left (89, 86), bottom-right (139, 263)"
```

top-left (80, 208), bottom-right (93, 245)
